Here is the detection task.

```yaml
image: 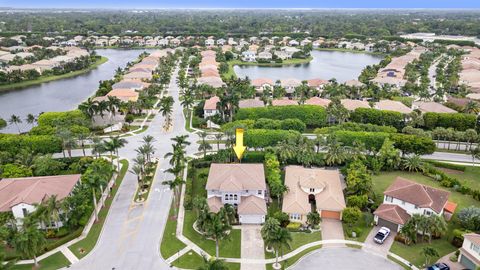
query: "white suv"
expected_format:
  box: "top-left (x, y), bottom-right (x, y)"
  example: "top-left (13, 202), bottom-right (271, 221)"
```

top-left (373, 227), bottom-right (391, 244)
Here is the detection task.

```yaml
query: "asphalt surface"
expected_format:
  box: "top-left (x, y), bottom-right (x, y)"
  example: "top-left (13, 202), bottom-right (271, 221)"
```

top-left (68, 65), bottom-right (199, 270)
top-left (290, 248), bottom-right (403, 270)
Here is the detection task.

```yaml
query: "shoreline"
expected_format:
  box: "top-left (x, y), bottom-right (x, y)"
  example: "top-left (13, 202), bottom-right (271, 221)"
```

top-left (0, 56), bottom-right (109, 92)
top-left (315, 47), bottom-right (385, 56)
top-left (224, 56), bottom-right (314, 79)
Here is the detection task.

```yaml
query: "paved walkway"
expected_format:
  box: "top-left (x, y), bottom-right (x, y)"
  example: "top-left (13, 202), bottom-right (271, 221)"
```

top-left (363, 227), bottom-right (396, 257)
top-left (240, 225), bottom-right (266, 270)
top-left (321, 219), bottom-right (345, 248)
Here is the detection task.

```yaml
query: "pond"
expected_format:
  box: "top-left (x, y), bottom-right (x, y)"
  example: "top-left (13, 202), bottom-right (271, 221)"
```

top-left (0, 49), bottom-right (153, 133)
top-left (233, 50), bottom-right (383, 83)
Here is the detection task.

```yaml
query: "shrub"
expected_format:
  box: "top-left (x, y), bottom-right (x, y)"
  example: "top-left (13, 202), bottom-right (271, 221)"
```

top-left (0, 118), bottom-right (7, 129)
top-left (458, 206), bottom-right (480, 231)
top-left (342, 207), bottom-right (362, 227)
top-left (423, 112), bottom-right (476, 131)
top-left (235, 105), bottom-right (327, 128)
top-left (37, 110), bottom-right (88, 128)
top-left (286, 222), bottom-right (302, 231)
top-left (221, 119), bottom-right (255, 131)
top-left (244, 129), bottom-right (301, 148)
top-left (0, 163), bottom-right (33, 178)
top-left (314, 122), bottom-right (397, 134)
top-left (334, 131), bottom-right (390, 151)
top-left (280, 118), bottom-right (306, 133)
top-left (254, 118), bottom-right (282, 130)
top-left (350, 108), bottom-right (405, 130)
top-left (44, 227), bottom-right (83, 253)
top-left (390, 134), bottom-right (436, 155)
top-left (426, 160), bottom-right (466, 172)
top-left (0, 134), bottom-right (62, 154)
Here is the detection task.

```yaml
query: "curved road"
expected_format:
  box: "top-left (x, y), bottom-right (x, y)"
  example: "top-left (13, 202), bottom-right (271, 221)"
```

top-left (290, 248), bottom-right (403, 270)
top-left (69, 65), bottom-right (198, 270)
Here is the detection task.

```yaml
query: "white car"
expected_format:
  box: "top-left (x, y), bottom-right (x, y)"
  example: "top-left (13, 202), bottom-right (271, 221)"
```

top-left (374, 227), bottom-right (391, 244)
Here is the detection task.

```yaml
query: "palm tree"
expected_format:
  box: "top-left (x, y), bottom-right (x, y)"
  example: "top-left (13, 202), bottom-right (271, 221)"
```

top-left (91, 137), bottom-right (106, 158)
top-left (171, 135), bottom-right (191, 150)
top-left (162, 176), bottom-right (185, 216)
top-left (130, 164), bottom-right (144, 188)
top-left (401, 155), bottom-right (424, 172)
top-left (8, 114), bottom-right (22, 133)
top-left (471, 146), bottom-right (480, 166)
top-left (197, 256), bottom-right (229, 270)
top-left (214, 133), bottom-right (223, 151)
top-left (13, 217), bottom-right (46, 267)
top-left (96, 100), bottom-right (109, 118)
top-left (103, 136), bottom-right (128, 171)
top-left (422, 247), bottom-right (439, 266)
top-left (427, 215), bottom-right (447, 242)
top-left (262, 218), bottom-right (291, 268)
top-left (25, 113), bottom-right (36, 128)
top-left (41, 195), bottom-right (63, 230)
top-left (159, 96), bottom-right (174, 128)
top-left (78, 98), bottom-right (98, 121)
top-left (56, 129), bottom-right (77, 158)
top-left (107, 96), bottom-right (121, 120)
top-left (198, 132), bottom-right (212, 158)
top-left (324, 138), bottom-right (346, 166)
top-left (204, 210), bottom-right (232, 258)
top-left (463, 100), bottom-right (480, 114)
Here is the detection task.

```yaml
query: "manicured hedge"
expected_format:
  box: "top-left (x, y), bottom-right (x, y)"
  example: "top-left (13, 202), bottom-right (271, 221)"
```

top-left (350, 108), bottom-right (405, 130)
top-left (244, 129), bottom-right (301, 148)
top-left (37, 110), bottom-right (88, 128)
top-left (334, 131), bottom-right (390, 151)
top-left (333, 131), bottom-right (436, 155)
top-left (222, 118), bottom-right (306, 132)
top-left (235, 105), bottom-right (327, 128)
top-left (425, 160), bottom-right (466, 172)
top-left (315, 122), bottom-right (397, 134)
top-left (0, 134), bottom-right (62, 154)
top-left (423, 112), bottom-right (477, 131)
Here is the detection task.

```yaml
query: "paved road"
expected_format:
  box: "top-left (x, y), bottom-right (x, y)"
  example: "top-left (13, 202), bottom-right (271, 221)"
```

top-left (290, 248), bottom-right (403, 270)
top-left (68, 65), bottom-right (198, 270)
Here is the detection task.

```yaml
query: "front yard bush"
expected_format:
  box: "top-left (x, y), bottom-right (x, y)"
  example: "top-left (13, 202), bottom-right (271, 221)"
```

top-left (235, 105), bottom-right (327, 128)
top-left (350, 108), bottom-right (405, 131)
top-left (423, 112), bottom-right (476, 131)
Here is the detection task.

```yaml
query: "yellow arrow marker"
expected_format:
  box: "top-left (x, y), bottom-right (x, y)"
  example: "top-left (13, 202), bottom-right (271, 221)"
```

top-left (233, 128), bottom-right (246, 161)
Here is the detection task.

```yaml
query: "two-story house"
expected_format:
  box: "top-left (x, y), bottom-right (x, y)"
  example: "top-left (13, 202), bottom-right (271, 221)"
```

top-left (203, 96), bottom-right (220, 118)
top-left (206, 163), bottom-right (267, 224)
top-left (373, 177), bottom-right (450, 232)
top-left (459, 233), bottom-right (480, 269)
top-left (0, 174), bottom-right (81, 228)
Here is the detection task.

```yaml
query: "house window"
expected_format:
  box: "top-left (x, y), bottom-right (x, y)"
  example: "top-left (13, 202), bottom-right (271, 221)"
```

top-left (257, 190), bottom-right (262, 195)
top-left (224, 194), bottom-right (228, 200)
top-left (385, 196), bottom-right (393, 203)
top-left (414, 205), bottom-right (419, 209)
top-left (290, 213), bottom-right (300, 220)
top-left (234, 194), bottom-right (238, 200)
top-left (229, 194), bottom-right (233, 200)
top-left (309, 188), bottom-right (315, 193)
top-left (22, 208), bottom-right (28, 217)
top-left (471, 243), bottom-right (480, 253)
top-left (424, 210), bottom-right (431, 216)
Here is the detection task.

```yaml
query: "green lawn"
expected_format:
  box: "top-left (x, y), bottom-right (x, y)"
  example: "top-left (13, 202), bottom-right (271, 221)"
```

top-left (265, 231), bottom-right (322, 259)
top-left (160, 199), bottom-right (186, 259)
top-left (443, 166), bottom-right (480, 191)
top-left (390, 239), bottom-right (456, 268)
top-left (0, 57), bottom-right (108, 91)
top-left (387, 255), bottom-right (412, 270)
top-left (171, 251), bottom-right (241, 270)
top-left (266, 245), bottom-right (322, 270)
top-left (183, 210), bottom-right (241, 258)
top-left (184, 109), bottom-right (194, 132)
top-left (11, 252), bottom-right (70, 270)
top-left (343, 212), bottom-right (374, 242)
top-left (372, 171), bottom-right (479, 210)
top-left (69, 160), bottom-right (129, 258)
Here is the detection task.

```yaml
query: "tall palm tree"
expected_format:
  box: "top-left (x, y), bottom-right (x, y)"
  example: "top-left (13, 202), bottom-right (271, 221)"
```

top-left (78, 98), bottom-right (98, 121)
top-left (198, 132), bottom-right (212, 158)
top-left (204, 210), bottom-right (232, 258)
top-left (162, 176), bottom-right (185, 216)
top-left (197, 256), bottom-right (229, 270)
top-left (56, 129), bottom-right (77, 158)
top-left (91, 137), bottom-right (106, 158)
top-left (171, 135), bottom-right (191, 150)
top-left (42, 195), bottom-right (63, 230)
top-left (107, 96), bottom-right (121, 120)
top-left (103, 136), bottom-right (128, 171)
top-left (471, 146), bottom-right (480, 166)
top-left (159, 96), bottom-right (174, 128)
top-left (324, 138), bottom-right (346, 166)
top-left (8, 114), bottom-right (22, 133)
top-left (25, 113), bottom-right (36, 128)
top-left (214, 133), bottom-right (223, 151)
top-left (463, 101), bottom-right (480, 114)
top-left (13, 217), bottom-right (46, 267)
top-left (261, 218), bottom-right (292, 268)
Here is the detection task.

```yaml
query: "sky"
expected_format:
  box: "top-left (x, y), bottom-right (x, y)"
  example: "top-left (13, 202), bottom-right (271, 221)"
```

top-left (2, 0), bottom-right (480, 9)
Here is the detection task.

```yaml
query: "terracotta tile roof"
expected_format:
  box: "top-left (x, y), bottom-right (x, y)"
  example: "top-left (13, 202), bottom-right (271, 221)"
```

top-left (201, 69), bottom-right (220, 77)
top-left (280, 78), bottom-right (302, 88)
top-left (374, 204), bottom-right (411, 225)
top-left (282, 166), bottom-right (346, 215)
top-left (237, 196), bottom-right (267, 215)
top-left (251, 78), bottom-right (274, 87)
top-left (239, 98), bottom-right (265, 109)
top-left (198, 77), bottom-right (225, 88)
top-left (207, 196), bottom-right (223, 213)
top-left (340, 99), bottom-right (371, 111)
top-left (201, 50), bottom-right (216, 57)
top-left (444, 201), bottom-right (457, 213)
top-left (272, 99), bottom-right (298, 106)
top-left (413, 101), bottom-right (457, 114)
top-left (465, 233), bottom-right (480, 246)
top-left (375, 100), bottom-right (413, 114)
top-left (124, 71), bottom-right (153, 80)
top-left (305, 97), bottom-right (331, 107)
top-left (203, 96), bottom-right (220, 110)
top-left (345, 79), bottom-right (364, 87)
top-left (107, 89), bottom-right (139, 102)
top-left (0, 175), bottom-right (81, 212)
top-left (384, 177), bottom-right (450, 213)
top-left (307, 78), bottom-right (329, 87)
top-left (206, 163), bottom-right (266, 192)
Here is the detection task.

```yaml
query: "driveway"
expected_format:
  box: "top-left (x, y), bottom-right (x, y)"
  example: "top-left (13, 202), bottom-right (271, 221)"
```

top-left (321, 219), bottom-right (345, 247)
top-left (437, 251), bottom-right (463, 270)
top-left (240, 225), bottom-right (265, 270)
top-left (363, 227), bottom-right (396, 257)
top-left (290, 247), bottom-right (403, 270)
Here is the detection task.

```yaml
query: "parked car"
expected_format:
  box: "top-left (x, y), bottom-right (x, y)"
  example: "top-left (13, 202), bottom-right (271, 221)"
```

top-left (373, 227), bottom-right (391, 244)
top-left (427, 263), bottom-right (450, 270)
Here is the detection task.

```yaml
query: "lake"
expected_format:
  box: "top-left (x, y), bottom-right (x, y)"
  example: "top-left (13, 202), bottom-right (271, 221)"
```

top-left (233, 50), bottom-right (383, 83)
top-left (0, 49), bottom-right (153, 133)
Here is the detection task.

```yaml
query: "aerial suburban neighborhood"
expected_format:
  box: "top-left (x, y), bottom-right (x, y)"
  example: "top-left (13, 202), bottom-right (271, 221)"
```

top-left (0, 4), bottom-right (480, 270)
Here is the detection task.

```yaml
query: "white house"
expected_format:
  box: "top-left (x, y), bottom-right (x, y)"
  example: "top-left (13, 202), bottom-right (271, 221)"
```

top-left (257, 51), bottom-right (273, 61)
top-left (205, 38), bottom-right (215, 47)
top-left (203, 96), bottom-right (220, 118)
top-left (288, 40), bottom-right (299, 46)
top-left (206, 163), bottom-right (267, 224)
top-left (458, 233), bottom-right (480, 270)
top-left (373, 177), bottom-right (451, 232)
top-left (0, 175), bottom-right (82, 228)
top-left (216, 38), bottom-right (226, 46)
top-left (241, 50), bottom-right (256, 62)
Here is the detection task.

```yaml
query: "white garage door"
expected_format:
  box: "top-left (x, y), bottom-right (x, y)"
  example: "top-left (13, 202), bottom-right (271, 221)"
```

top-left (239, 215), bottom-right (264, 224)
